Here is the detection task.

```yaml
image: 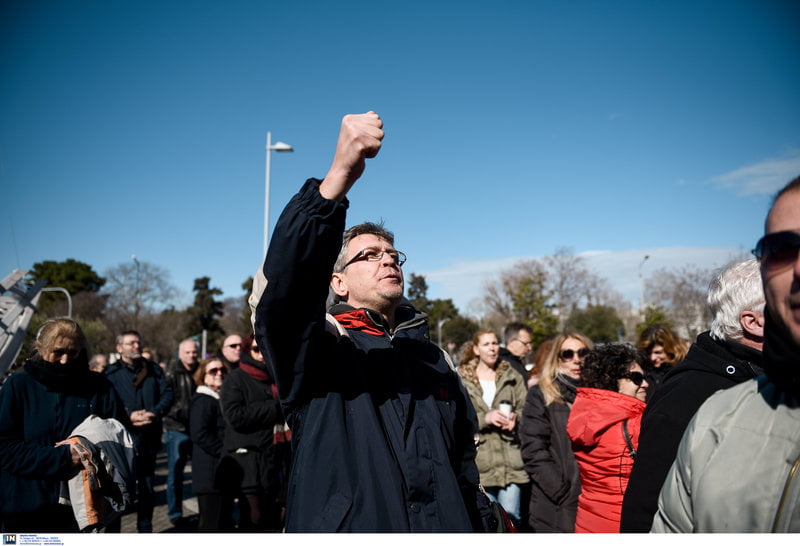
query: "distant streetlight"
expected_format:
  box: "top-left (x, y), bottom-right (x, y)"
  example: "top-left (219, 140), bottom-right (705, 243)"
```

top-left (40, 287), bottom-right (72, 318)
top-left (264, 132), bottom-right (294, 257)
top-left (437, 317), bottom-right (450, 348)
top-left (639, 255), bottom-right (650, 317)
top-left (132, 255), bottom-right (141, 330)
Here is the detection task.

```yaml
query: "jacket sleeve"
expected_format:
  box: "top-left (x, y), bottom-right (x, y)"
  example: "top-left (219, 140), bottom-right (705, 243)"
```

top-left (151, 363), bottom-right (174, 417)
top-left (251, 178), bottom-right (348, 412)
top-left (0, 376), bottom-right (73, 479)
top-left (518, 386), bottom-right (571, 504)
top-left (189, 396), bottom-right (223, 458)
top-left (650, 413), bottom-right (699, 532)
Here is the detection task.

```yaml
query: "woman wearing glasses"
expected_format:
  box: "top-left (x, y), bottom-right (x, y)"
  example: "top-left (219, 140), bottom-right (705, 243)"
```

top-left (566, 343), bottom-right (648, 532)
top-left (189, 357), bottom-right (232, 531)
top-left (519, 332), bottom-right (593, 532)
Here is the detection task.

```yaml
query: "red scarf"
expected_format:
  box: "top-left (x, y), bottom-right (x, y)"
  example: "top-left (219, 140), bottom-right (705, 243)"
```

top-left (333, 308), bottom-right (385, 336)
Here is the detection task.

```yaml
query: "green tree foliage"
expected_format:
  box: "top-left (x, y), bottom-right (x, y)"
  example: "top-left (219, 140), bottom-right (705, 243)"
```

top-left (30, 259), bottom-right (105, 312)
top-left (635, 306), bottom-right (673, 339)
top-left (566, 305), bottom-right (624, 343)
top-left (407, 273), bottom-right (431, 315)
top-left (184, 277), bottom-right (225, 349)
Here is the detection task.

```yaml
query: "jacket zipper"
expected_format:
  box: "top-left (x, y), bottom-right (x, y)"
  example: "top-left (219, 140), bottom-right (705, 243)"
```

top-left (772, 452), bottom-right (800, 532)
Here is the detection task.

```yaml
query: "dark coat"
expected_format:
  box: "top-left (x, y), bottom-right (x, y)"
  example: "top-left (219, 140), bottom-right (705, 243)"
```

top-left (104, 358), bottom-right (173, 455)
top-left (0, 359), bottom-right (126, 518)
top-left (189, 387), bottom-right (225, 495)
top-left (164, 362), bottom-right (197, 433)
top-left (519, 375), bottom-right (581, 532)
top-left (620, 331), bottom-right (764, 532)
top-left (253, 178), bottom-right (490, 532)
top-left (498, 347), bottom-right (528, 381)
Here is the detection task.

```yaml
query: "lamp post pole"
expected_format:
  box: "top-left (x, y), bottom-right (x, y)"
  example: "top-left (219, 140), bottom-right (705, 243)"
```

top-left (264, 132), bottom-right (294, 258)
top-left (639, 254), bottom-right (650, 318)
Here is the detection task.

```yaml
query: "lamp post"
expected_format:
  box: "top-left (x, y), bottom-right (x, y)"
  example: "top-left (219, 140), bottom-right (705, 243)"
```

top-left (264, 132), bottom-right (294, 257)
top-left (437, 317), bottom-right (450, 348)
top-left (639, 254), bottom-right (650, 318)
top-left (132, 255), bottom-right (141, 330)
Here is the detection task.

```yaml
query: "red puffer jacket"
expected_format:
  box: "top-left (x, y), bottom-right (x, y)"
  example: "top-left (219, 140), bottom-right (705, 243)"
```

top-left (566, 388), bottom-right (646, 533)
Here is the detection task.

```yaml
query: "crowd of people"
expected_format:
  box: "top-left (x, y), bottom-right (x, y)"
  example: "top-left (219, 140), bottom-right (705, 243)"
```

top-left (1, 111), bottom-right (798, 533)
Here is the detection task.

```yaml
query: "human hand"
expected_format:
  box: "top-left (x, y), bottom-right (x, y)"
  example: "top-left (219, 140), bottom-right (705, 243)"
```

top-left (55, 439), bottom-right (86, 468)
top-left (130, 409), bottom-right (155, 427)
top-left (485, 409), bottom-right (511, 429)
top-left (320, 111), bottom-right (384, 201)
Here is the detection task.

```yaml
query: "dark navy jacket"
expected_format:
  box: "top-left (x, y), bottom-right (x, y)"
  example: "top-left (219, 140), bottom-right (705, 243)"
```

top-left (254, 178), bottom-right (488, 532)
top-left (104, 359), bottom-right (173, 456)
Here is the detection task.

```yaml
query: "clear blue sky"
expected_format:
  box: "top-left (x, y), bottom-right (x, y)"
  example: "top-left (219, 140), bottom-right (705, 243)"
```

top-left (2, 0), bottom-right (799, 314)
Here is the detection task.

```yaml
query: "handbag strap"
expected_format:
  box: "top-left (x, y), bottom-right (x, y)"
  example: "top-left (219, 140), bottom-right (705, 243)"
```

top-left (622, 419), bottom-right (637, 460)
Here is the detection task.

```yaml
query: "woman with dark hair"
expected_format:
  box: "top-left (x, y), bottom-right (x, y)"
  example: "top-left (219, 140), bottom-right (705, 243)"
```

top-left (458, 328), bottom-right (529, 528)
top-left (219, 333), bottom-right (289, 530)
top-left (519, 332), bottom-right (593, 532)
top-left (189, 356), bottom-right (232, 531)
top-left (566, 343), bottom-right (649, 532)
top-left (0, 318), bottom-right (126, 532)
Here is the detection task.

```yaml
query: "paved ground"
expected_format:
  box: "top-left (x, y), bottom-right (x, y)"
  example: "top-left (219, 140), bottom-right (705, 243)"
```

top-left (120, 451), bottom-right (199, 533)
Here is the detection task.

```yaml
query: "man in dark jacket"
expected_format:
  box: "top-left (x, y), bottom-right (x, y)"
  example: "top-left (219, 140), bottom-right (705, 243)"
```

top-left (105, 330), bottom-right (173, 533)
top-left (250, 111), bottom-right (490, 532)
top-left (620, 259), bottom-right (765, 532)
top-left (500, 322), bottom-right (533, 381)
top-left (163, 338), bottom-right (198, 526)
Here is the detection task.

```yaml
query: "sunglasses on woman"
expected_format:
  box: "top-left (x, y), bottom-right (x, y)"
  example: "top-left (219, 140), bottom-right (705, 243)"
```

top-left (752, 230), bottom-right (800, 272)
top-left (559, 348), bottom-right (590, 361)
top-left (622, 371), bottom-right (646, 386)
top-left (206, 367), bottom-right (227, 376)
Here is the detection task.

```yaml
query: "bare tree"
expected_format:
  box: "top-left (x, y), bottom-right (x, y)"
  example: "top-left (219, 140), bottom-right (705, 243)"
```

top-left (645, 264), bottom-right (714, 340)
top-left (102, 260), bottom-right (180, 332)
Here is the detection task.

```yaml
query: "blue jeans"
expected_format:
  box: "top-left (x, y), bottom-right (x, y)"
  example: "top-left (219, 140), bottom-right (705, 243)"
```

top-left (484, 483), bottom-right (522, 527)
top-left (164, 429), bottom-right (192, 521)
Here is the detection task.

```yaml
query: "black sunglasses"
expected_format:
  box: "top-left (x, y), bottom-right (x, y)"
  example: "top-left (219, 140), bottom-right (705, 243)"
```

top-left (559, 348), bottom-right (590, 361)
top-left (752, 230), bottom-right (800, 272)
top-left (622, 371), bottom-right (646, 386)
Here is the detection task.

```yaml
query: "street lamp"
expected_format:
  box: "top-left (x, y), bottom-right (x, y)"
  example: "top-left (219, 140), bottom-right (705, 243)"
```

top-left (639, 255), bottom-right (650, 317)
top-left (264, 131), bottom-right (294, 257)
top-left (437, 317), bottom-right (450, 348)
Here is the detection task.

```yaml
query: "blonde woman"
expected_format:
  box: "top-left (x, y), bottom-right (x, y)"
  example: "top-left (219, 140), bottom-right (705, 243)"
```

top-left (519, 332), bottom-right (593, 532)
top-left (458, 329), bottom-right (529, 528)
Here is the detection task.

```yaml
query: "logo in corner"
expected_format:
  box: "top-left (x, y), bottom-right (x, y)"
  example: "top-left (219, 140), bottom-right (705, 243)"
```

top-left (3, 535), bottom-right (16, 545)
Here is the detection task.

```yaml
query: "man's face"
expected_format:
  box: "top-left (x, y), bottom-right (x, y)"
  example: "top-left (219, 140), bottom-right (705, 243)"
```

top-left (117, 334), bottom-right (141, 363)
top-left (762, 189), bottom-right (800, 345)
top-left (331, 234), bottom-right (404, 312)
top-left (508, 329), bottom-right (533, 359)
top-left (221, 335), bottom-right (242, 363)
top-left (179, 341), bottom-right (199, 371)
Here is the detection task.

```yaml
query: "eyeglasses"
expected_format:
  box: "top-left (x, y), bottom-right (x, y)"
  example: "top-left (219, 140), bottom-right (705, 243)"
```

top-left (206, 367), bottom-right (227, 376)
top-left (226, 343), bottom-right (241, 349)
top-left (513, 338), bottom-right (532, 347)
top-left (343, 247), bottom-right (407, 269)
top-left (752, 230), bottom-right (800, 272)
top-left (559, 348), bottom-right (590, 361)
top-left (622, 371), bottom-right (646, 386)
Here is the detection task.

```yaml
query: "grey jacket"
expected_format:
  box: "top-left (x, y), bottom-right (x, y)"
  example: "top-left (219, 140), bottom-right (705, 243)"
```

top-left (652, 376), bottom-right (800, 532)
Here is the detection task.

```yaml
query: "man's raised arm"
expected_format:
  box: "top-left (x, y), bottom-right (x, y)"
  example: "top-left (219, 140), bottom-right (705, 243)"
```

top-left (318, 111), bottom-right (384, 202)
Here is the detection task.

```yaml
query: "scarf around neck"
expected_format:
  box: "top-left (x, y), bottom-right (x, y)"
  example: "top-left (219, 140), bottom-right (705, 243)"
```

top-left (762, 305), bottom-right (800, 394)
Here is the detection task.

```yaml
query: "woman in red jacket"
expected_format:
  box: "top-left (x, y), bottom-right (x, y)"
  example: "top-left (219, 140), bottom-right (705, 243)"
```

top-left (566, 343), bottom-right (649, 533)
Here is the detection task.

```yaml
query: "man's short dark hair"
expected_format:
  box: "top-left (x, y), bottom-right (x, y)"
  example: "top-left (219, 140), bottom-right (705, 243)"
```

top-left (116, 330), bottom-right (141, 345)
top-left (503, 322), bottom-right (532, 345)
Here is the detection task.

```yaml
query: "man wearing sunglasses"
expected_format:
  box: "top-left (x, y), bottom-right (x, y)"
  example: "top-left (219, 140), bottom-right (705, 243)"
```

top-left (621, 259), bottom-right (765, 532)
top-left (250, 112), bottom-right (490, 531)
top-left (652, 176), bottom-right (800, 532)
top-left (218, 334), bottom-right (243, 369)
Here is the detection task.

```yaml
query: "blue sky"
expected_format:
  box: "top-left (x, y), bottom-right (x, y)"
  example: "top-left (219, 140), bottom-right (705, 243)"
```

top-left (2, 0), bottom-right (799, 315)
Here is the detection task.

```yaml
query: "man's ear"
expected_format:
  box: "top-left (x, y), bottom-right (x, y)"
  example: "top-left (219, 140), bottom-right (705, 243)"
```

top-left (740, 310), bottom-right (765, 339)
top-left (330, 273), bottom-right (349, 299)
